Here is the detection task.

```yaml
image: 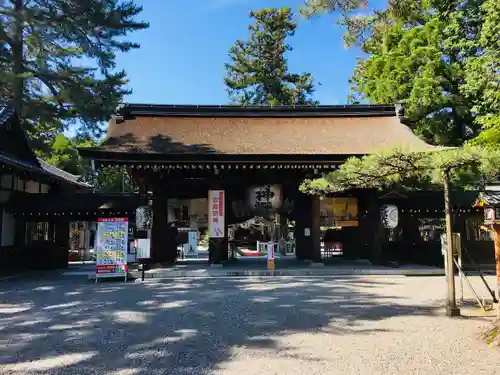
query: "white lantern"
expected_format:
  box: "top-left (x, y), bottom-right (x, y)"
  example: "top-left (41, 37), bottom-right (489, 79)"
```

top-left (381, 204), bottom-right (398, 229)
top-left (136, 205), bottom-right (153, 231)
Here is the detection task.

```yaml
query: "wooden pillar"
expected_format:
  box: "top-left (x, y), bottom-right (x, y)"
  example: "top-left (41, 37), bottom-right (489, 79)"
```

top-left (493, 225), bottom-right (500, 315)
top-left (294, 192), bottom-right (321, 262)
top-left (151, 187), bottom-right (169, 264)
top-left (360, 190), bottom-right (385, 264)
top-left (14, 215), bottom-right (26, 269)
top-left (311, 195), bottom-right (321, 262)
top-left (53, 219), bottom-right (69, 269)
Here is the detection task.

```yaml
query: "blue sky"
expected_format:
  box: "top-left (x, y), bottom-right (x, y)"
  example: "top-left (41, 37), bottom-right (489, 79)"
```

top-left (114, 0), bottom-right (376, 106)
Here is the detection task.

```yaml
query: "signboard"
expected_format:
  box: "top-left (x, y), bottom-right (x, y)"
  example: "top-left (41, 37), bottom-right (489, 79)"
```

top-left (208, 190), bottom-right (225, 238)
top-left (135, 238), bottom-right (151, 259)
top-left (95, 218), bottom-right (128, 282)
top-left (247, 185), bottom-right (283, 211)
top-left (186, 231), bottom-right (198, 257)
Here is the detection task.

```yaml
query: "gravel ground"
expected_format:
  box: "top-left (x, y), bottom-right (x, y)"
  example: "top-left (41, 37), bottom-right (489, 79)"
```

top-left (0, 275), bottom-right (499, 375)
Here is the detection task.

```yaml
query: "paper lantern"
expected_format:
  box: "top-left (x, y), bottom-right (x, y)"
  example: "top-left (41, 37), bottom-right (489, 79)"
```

top-left (136, 205), bottom-right (153, 231)
top-left (381, 204), bottom-right (398, 229)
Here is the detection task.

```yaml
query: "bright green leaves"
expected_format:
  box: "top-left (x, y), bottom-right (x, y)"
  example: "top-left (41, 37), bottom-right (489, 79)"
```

top-left (301, 146), bottom-right (500, 195)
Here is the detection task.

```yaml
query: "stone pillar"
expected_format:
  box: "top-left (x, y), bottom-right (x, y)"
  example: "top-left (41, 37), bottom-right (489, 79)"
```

top-left (294, 192), bottom-right (321, 262)
top-left (208, 188), bottom-right (228, 264)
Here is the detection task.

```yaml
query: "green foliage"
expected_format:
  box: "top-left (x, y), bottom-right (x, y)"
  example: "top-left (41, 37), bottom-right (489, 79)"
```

top-left (463, 0), bottom-right (500, 146)
top-left (0, 0), bottom-right (148, 154)
top-left (300, 0), bottom-right (367, 18)
top-left (39, 134), bottom-right (95, 176)
top-left (93, 166), bottom-right (136, 193)
top-left (224, 8), bottom-right (319, 105)
top-left (301, 0), bottom-right (499, 147)
top-left (36, 134), bottom-right (135, 192)
top-left (301, 146), bottom-right (500, 195)
top-left (349, 2), bottom-right (480, 146)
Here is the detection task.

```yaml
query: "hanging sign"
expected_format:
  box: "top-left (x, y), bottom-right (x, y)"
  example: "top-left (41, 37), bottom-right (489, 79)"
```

top-left (247, 185), bottom-right (283, 211)
top-left (208, 190), bottom-right (225, 238)
top-left (95, 218), bottom-right (128, 282)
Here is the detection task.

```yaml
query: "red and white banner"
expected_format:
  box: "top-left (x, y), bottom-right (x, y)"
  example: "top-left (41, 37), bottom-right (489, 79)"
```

top-left (208, 190), bottom-right (225, 238)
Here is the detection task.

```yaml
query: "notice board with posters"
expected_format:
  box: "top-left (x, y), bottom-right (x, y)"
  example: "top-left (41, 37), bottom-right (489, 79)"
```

top-left (95, 218), bottom-right (128, 282)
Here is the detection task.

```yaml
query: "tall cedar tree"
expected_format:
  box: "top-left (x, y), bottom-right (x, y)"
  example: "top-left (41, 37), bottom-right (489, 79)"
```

top-left (464, 0), bottom-right (500, 146)
top-left (0, 0), bottom-right (148, 155)
top-left (224, 8), bottom-right (318, 105)
top-left (301, 0), bottom-right (368, 17)
top-left (302, 0), bottom-right (496, 147)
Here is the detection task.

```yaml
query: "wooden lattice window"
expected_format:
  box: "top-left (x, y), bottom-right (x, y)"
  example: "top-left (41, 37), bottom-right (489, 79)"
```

top-left (465, 218), bottom-right (493, 241)
top-left (25, 222), bottom-right (53, 244)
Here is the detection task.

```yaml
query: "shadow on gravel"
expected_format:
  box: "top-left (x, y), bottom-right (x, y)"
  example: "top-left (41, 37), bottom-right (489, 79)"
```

top-left (0, 276), bottom-right (440, 374)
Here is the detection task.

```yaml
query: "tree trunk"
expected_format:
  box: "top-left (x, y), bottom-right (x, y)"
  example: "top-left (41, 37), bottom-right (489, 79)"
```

top-left (12, 0), bottom-right (24, 115)
top-left (443, 170), bottom-right (460, 316)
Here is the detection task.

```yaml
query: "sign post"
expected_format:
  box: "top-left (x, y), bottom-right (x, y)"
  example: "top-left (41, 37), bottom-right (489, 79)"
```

top-left (186, 230), bottom-right (198, 258)
top-left (267, 241), bottom-right (275, 271)
top-left (95, 218), bottom-right (128, 283)
top-left (135, 238), bottom-right (151, 282)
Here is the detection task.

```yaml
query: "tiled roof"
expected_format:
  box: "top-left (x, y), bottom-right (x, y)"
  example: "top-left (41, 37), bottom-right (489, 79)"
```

top-left (37, 159), bottom-right (91, 188)
top-left (478, 191), bottom-right (500, 205)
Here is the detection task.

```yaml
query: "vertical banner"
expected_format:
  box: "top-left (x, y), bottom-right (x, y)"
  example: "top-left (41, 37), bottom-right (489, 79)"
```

top-left (208, 190), bottom-right (225, 238)
top-left (95, 218), bottom-right (128, 282)
top-left (267, 242), bottom-right (275, 261)
top-left (267, 241), bottom-right (276, 271)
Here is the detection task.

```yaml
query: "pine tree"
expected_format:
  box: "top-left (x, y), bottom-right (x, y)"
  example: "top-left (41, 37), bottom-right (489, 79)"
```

top-left (0, 0), bottom-right (148, 153)
top-left (224, 8), bottom-right (318, 105)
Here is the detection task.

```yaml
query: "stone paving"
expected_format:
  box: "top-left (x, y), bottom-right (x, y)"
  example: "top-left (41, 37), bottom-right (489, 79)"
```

top-left (0, 275), bottom-right (499, 375)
